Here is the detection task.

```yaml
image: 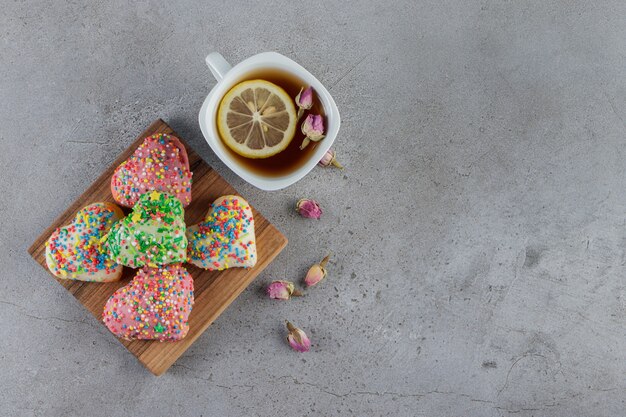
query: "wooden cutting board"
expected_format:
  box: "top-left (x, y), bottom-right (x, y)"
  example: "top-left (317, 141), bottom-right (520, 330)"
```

top-left (28, 119), bottom-right (288, 375)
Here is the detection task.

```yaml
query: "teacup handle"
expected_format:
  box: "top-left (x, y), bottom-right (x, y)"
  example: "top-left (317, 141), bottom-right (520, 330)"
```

top-left (205, 52), bottom-right (232, 82)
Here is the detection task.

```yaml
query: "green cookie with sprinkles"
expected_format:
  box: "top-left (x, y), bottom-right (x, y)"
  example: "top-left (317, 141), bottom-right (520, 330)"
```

top-left (104, 191), bottom-right (187, 268)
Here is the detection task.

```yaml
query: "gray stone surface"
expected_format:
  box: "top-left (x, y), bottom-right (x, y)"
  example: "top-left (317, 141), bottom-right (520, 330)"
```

top-left (1, 1), bottom-right (625, 416)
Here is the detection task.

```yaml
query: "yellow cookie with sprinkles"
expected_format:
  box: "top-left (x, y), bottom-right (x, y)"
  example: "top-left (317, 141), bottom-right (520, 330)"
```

top-left (45, 202), bottom-right (124, 282)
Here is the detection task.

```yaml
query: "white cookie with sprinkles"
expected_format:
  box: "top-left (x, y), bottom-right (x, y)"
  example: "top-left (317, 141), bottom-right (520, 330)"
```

top-left (186, 195), bottom-right (257, 271)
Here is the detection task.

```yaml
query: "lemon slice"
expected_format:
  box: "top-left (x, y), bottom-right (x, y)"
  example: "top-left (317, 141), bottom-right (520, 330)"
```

top-left (217, 80), bottom-right (297, 159)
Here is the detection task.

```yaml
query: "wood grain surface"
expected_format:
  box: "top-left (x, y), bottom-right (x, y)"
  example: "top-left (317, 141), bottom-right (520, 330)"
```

top-left (28, 119), bottom-right (288, 375)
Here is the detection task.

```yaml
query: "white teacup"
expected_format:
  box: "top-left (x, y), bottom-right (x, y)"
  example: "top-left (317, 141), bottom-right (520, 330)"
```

top-left (198, 52), bottom-right (341, 191)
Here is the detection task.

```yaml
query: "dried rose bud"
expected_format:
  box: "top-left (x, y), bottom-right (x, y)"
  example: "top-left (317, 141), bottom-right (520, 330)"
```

top-left (286, 321), bottom-right (311, 352)
top-left (301, 114), bottom-right (325, 139)
top-left (300, 114), bottom-right (325, 150)
top-left (266, 280), bottom-right (302, 300)
top-left (305, 254), bottom-right (330, 287)
top-left (318, 149), bottom-right (343, 169)
top-left (296, 199), bottom-right (322, 219)
top-left (296, 87), bottom-right (313, 109)
top-left (295, 86), bottom-right (314, 120)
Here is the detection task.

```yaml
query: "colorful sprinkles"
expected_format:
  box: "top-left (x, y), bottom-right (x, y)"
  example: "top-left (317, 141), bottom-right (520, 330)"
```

top-left (45, 128), bottom-right (262, 344)
top-left (102, 264), bottom-right (194, 341)
top-left (111, 133), bottom-right (192, 208)
top-left (186, 195), bottom-right (257, 271)
top-left (45, 202), bottom-right (123, 282)
top-left (104, 191), bottom-right (188, 268)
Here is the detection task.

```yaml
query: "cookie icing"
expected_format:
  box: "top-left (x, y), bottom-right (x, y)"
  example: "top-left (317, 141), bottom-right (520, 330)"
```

top-left (111, 133), bottom-right (192, 208)
top-left (45, 202), bottom-right (124, 282)
top-left (102, 264), bottom-right (194, 341)
top-left (104, 191), bottom-right (187, 268)
top-left (186, 195), bottom-right (257, 271)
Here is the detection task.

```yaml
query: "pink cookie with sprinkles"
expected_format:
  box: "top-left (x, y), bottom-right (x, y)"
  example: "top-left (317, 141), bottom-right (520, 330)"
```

top-left (111, 133), bottom-right (192, 208)
top-left (45, 202), bottom-right (124, 282)
top-left (102, 264), bottom-right (194, 341)
top-left (186, 195), bottom-right (257, 271)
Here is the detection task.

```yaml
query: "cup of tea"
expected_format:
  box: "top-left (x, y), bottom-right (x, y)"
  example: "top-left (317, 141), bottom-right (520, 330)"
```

top-left (198, 52), bottom-right (341, 191)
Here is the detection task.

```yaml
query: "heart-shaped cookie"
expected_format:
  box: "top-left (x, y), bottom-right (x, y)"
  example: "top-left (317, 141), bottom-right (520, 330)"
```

top-left (45, 202), bottom-right (124, 282)
top-left (186, 195), bottom-right (257, 270)
top-left (104, 191), bottom-right (187, 268)
top-left (102, 264), bottom-right (194, 341)
top-left (111, 133), bottom-right (192, 208)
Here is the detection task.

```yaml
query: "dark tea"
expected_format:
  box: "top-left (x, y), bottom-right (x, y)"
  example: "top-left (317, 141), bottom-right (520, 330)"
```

top-left (216, 68), bottom-right (327, 177)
